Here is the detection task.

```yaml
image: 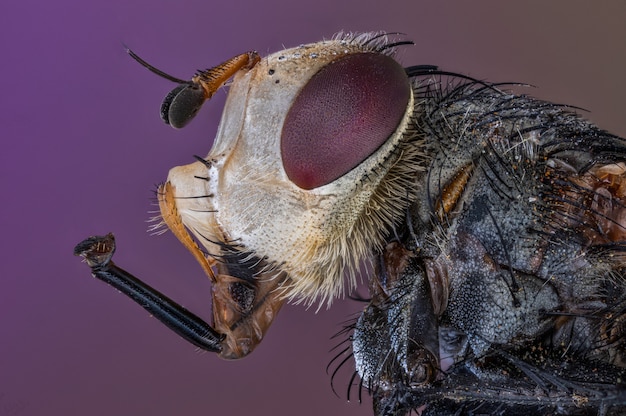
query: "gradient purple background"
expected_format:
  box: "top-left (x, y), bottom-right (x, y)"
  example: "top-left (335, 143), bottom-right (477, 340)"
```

top-left (2, 1), bottom-right (625, 415)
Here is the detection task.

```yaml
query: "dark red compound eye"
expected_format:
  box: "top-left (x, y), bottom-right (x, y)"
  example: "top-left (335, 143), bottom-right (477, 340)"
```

top-left (281, 53), bottom-right (411, 189)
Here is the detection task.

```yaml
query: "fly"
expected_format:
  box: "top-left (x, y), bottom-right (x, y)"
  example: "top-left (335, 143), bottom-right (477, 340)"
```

top-left (75, 32), bottom-right (625, 415)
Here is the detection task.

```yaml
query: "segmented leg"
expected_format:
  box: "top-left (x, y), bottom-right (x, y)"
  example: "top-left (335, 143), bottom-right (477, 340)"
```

top-left (73, 233), bottom-right (224, 352)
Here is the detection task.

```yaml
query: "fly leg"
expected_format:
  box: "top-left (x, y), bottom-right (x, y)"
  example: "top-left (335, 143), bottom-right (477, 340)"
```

top-left (73, 233), bottom-right (225, 353)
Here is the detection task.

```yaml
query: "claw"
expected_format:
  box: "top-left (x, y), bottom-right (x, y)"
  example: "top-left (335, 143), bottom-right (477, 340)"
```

top-left (74, 233), bottom-right (225, 353)
top-left (73, 233), bottom-right (115, 268)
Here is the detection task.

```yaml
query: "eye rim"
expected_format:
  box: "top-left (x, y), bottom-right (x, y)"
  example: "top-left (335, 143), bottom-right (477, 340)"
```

top-left (280, 52), bottom-right (412, 190)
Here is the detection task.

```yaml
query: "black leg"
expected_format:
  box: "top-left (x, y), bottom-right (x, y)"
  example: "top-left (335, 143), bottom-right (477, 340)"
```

top-left (74, 233), bottom-right (224, 353)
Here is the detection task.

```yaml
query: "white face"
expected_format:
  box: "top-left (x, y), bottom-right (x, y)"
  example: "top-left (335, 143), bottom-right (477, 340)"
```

top-left (165, 35), bottom-right (418, 308)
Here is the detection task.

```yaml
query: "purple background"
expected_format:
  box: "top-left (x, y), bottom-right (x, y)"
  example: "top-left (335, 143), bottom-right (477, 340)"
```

top-left (2, 1), bottom-right (625, 415)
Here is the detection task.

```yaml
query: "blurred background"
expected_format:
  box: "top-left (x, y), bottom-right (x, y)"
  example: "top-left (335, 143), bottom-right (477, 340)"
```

top-left (1, 1), bottom-right (625, 415)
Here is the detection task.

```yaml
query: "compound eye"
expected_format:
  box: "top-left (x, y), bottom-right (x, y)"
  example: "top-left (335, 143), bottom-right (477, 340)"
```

top-left (160, 84), bottom-right (206, 129)
top-left (281, 53), bottom-right (411, 190)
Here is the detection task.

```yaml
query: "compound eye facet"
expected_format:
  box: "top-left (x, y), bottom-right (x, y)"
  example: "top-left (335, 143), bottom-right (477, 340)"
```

top-left (281, 53), bottom-right (411, 190)
top-left (160, 84), bottom-right (206, 129)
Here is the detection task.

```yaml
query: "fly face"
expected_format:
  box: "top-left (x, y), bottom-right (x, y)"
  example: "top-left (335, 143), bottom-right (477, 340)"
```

top-left (167, 38), bottom-right (415, 304)
top-left (163, 37), bottom-right (421, 358)
top-left (76, 33), bottom-right (424, 359)
top-left (75, 32), bottom-right (626, 414)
